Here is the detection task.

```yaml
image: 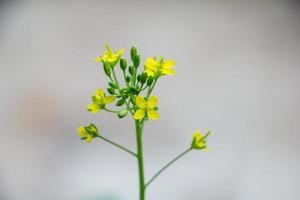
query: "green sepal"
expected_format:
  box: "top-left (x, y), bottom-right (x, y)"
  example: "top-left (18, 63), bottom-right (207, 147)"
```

top-left (84, 123), bottom-right (99, 137)
top-left (116, 99), bottom-right (126, 106)
top-left (108, 81), bottom-right (118, 89)
top-left (117, 109), bottom-right (128, 118)
top-left (107, 87), bottom-right (115, 95)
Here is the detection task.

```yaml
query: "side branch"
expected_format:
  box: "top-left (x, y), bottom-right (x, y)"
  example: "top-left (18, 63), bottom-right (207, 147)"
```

top-left (97, 135), bottom-right (137, 157)
top-left (145, 147), bottom-right (192, 187)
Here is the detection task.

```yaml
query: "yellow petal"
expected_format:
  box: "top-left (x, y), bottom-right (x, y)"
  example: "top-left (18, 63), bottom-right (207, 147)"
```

top-left (147, 110), bottom-right (159, 120)
top-left (145, 69), bottom-right (155, 76)
top-left (135, 95), bottom-right (147, 109)
top-left (86, 135), bottom-right (93, 143)
top-left (145, 57), bottom-right (159, 70)
top-left (77, 126), bottom-right (88, 138)
top-left (116, 48), bottom-right (124, 56)
top-left (163, 59), bottom-right (175, 69)
top-left (95, 88), bottom-right (105, 99)
top-left (147, 96), bottom-right (158, 109)
top-left (95, 57), bottom-right (102, 63)
top-left (162, 68), bottom-right (175, 75)
top-left (87, 102), bottom-right (101, 114)
top-left (193, 131), bottom-right (203, 141)
top-left (104, 95), bottom-right (116, 104)
top-left (134, 109), bottom-right (145, 120)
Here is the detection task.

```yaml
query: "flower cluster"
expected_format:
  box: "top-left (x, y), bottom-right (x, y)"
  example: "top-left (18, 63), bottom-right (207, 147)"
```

top-left (77, 44), bottom-right (210, 150)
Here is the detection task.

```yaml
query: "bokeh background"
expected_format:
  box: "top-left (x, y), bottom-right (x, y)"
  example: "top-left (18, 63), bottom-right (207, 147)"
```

top-left (1, 0), bottom-right (300, 199)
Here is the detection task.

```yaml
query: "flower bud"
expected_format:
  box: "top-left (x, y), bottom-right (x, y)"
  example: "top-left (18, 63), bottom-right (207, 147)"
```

top-left (126, 75), bottom-right (131, 83)
top-left (103, 62), bottom-right (111, 76)
top-left (107, 87), bottom-right (115, 95)
top-left (129, 66), bottom-right (135, 75)
top-left (120, 58), bottom-right (127, 71)
top-left (133, 53), bottom-right (140, 68)
top-left (116, 99), bottom-right (126, 106)
top-left (137, 74), bottom-right (141, 82)
top-left (130, 46), bottom-right (138, 61)
top-left (108, 81), bottom-right (118, 89)
top-left (147, 76), bottom-right (154, 86)
top-left (140, 72), bottom-right (147, 84)
top-left (117, 109), bottom-right (128, 118)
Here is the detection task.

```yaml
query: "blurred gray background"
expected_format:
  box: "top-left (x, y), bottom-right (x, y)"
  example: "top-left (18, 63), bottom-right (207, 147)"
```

top-left (1, 0), bottom-right (300, 200)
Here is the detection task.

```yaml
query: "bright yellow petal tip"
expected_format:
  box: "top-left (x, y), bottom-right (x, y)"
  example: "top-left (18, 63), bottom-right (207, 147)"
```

top-left (95, 57), bottom-right (102, 63)
top-left (147, 110), bottom-right (159, 120)
top-left (134, 109), bottom-right (145, 120)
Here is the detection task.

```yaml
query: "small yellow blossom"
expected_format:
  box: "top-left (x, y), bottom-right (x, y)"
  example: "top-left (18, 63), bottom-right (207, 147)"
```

top-left (87, 88), bottom-right (116, 114)
top-left (144, 57), bottom-right (175, 77)
top-left (77, 124), bottom-right (99, 143)
top-left (95, 45), bottom-right (124, 64)
top-left (191, 130), bottom-right (211, 151)
top-left (134, 95), bottom-right (159, 120)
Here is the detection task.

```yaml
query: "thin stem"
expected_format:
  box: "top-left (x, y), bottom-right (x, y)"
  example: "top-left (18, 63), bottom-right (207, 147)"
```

top-left (103, 107), bottom-right (119, 113)
top-left (123, 70), bottom-right (129, 87)
top-left (145, 147), bottom-right (192, 188)
top-left (97, 135), bottom-right (137, 157)
top-left (146, 77), bottom-right (158, 98)
top-left (111, 67), bottom-right (120, 87)
top-left (136, 121), bottom-right (146, 200)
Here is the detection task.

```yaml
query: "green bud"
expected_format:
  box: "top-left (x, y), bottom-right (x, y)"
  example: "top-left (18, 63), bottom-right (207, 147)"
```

top-left (129, 66), bottom-right (135, 75)
top-left (120, 88), bottom-right (129, 94)
top-left (137, 74), bottom-right (141, 82)
top-left (120, 58), bottom-right (127, 71)
top-left (103, 62), bottom-right (111, 76)
top-left (128, 86), bottom-right (139, 95)
top-left (122, 94), bottom-right (128, 99)
top-left (133, 53), bottom-right (140, 68)
top-left (108, 81), bottom-right (118, 89)
top-left (147, 76), bottom-right (154, 86)
top-left (125, 75), bottom-right (131, 83)
top-left (116, 99), bottom-right (126, 106)
top-left (140, 72), bottom-right (147, 84)
top-left (130, 46), bottom-right (138, 61)
top-left (107, 87), bottom-right (115, 95)
top-left (117, 109), bottom-right (128, 118)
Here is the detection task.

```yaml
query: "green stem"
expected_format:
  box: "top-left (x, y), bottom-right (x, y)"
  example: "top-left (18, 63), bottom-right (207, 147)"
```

top-left (146, 77), bottom-right (158, 98)
top-left (136, 120), bottom-right (146, 200)
top-left (111, 67), bottom-right (120, 87)
top-left (145, 147), bottom-right (192, 188)
top-left (97, 135), bottom-right (137, 157)
top-left (103, 107), bottom-right (119, 113)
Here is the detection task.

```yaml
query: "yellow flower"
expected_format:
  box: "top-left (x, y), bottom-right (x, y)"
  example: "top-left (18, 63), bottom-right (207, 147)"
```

top-left (191, 130), bottom-right (211, 151)
top-left (134, 95), bottom-right (159, 120)
top-left (95, 45), bottom-right (124, 64)
top-left (144, 57), bottom-right (175, 77)
top-left (77, 123), bottom-right (99, 143)
top-left (87, 88), bottom-right (116, 114)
